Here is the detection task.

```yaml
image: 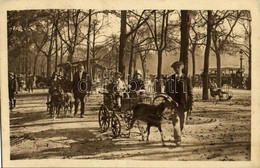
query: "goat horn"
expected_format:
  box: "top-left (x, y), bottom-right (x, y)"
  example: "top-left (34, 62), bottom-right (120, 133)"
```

top-left (153, 94), bottom-right (177, 106)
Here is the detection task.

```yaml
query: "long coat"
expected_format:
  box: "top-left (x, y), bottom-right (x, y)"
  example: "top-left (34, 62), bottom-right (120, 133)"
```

top-left (165, 74), bottom-right (193, 111)
top-left (72, 71), bottom-right (91, 96)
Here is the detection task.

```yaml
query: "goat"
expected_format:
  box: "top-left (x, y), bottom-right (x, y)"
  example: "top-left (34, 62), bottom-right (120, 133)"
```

top-left (62, 92), bottom-right (74, 115)
top-left (128, 94), bottom-right (178, 146)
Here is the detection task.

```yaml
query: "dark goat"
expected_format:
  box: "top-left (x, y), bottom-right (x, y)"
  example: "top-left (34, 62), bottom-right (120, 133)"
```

top-left (129, 94), bottom-right (178, 146)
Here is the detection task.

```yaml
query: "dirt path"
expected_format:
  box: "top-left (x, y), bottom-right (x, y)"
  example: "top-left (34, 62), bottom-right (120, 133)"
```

top-left (10, 89), bottom-right (251, 161)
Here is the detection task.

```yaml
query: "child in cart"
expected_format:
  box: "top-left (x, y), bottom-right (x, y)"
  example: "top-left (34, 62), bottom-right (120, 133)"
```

top-left (113, 72), bottom-right (128, 111)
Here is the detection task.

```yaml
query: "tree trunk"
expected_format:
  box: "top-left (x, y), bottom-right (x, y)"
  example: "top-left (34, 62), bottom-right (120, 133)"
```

top-left (156, 50), bottom-right (163, 93)
top-left (248, 20), bottom-right (252, 90)
top-left (67, 47), bottom-right (74, 62)
top-left (55, 28), bottom-right (58, 71)
top-left (86, 9), bottom-right (92, 73)
top-left (140, 53), bottom-right (146, 80)
top-left (180, 10), bottom-right (190, 75)
top-left (119, 10), bottom-right (127, 78)
top-left (33, 53), bottom-right (39, 76)
top-left (46, 22), bottom-right (55, 78)
top-left (47, 56), bottom-right (52, 78)
top-left (54, 11), bottom-right (59, 71)
top-left (216, 50), bottom-right (221, 87)
top-left (60, 40), bottom-right (63, 64)
top-left (202, 11), bottom-right (212, 100)
top-left (128, 35), bottom-right (134, 78)
top-left (133, 53), bottom-right (137, 74)
top-left (191, 50), bottom-right (196, 86)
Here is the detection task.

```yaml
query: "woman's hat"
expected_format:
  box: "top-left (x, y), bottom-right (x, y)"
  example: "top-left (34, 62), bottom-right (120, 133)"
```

top-left (9, 72), bottom-right (14, 76)
top-left (115, 72), bottom-right (123, 78)
top-left (134, 69), bottom-right (142, 76)
top-left (171, 61), bottom-right (184, 68)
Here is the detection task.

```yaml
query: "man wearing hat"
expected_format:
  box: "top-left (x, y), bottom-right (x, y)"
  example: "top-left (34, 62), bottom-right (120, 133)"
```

top-left (72, 63), bottom-right (91, 118)
top-left (165, 61), bottom-right (193, 146)
top-left (8, 72), bottom-right (17, 109)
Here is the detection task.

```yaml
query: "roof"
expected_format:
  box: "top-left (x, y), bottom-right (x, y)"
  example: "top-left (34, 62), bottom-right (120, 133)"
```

top-left (201, 67), bottom-right (245, 71)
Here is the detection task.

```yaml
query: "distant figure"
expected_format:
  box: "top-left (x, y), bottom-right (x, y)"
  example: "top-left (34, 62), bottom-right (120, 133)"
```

top-left (27, 72), bottom-right (34, 93)
top-left (208, 78), bottom-right (229, 100)
top-left (8, 72), bottom-right (17, 109)
top-left (129, 69), bottom-right (145, 97)
top-left (72, 64), bottom-right (91, 118)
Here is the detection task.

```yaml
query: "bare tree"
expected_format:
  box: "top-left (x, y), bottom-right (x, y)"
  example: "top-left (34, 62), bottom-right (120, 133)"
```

top-left (57, 10), bottom-right (87, 63)
top-left (211, 10), bottom-right (242, 86)
top-left (146, 10), bottom-right (170, 92)
top-left (179, 10), bottom-right (191, 75)
top-left (118, 10), bottom-right (156, 78)
top-left (189, 11), bottom-right (205, 86)
top-left (202, 10), bottom-right (213, 100)
top-left (236, 10), bottom-right (251, 89)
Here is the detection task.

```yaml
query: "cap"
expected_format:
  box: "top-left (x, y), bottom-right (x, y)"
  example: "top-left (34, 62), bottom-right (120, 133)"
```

top-left (171, 61), bottom-right (184, 68)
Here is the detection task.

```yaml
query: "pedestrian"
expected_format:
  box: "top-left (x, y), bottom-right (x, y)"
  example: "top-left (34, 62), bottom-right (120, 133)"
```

top-left (49, 71), bottom-right (62, 95)
top-left (165, 61), bottom-right (193, 146)
top-left (129, 69), bottom-right (145, 97)
top-left (26, 72), bottom-right (34, 93)
top-left (209, 78), bottom-right (231, 100)
top-left (48, 71), bottom-right (63, 117)
top-left (72, 64), bottom-right (91, 118)
top-left (128, 69), bottom-right (145, 97)
top-left (61, 75), bottom-right (72, 93)
top-left (8, 72), bottom-right (17, 110)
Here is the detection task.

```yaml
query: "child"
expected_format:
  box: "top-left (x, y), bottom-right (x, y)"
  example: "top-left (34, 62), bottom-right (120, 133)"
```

top-left (113, 72), bottom-right (127, 111)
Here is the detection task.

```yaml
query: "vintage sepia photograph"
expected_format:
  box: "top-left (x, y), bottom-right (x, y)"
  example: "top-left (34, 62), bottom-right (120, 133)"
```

top-left (1, 0), bottom-right (260, 167)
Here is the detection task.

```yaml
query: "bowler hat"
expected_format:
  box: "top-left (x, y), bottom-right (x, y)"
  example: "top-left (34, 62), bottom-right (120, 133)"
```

top-left (171, 61), bottom-right (184, 68)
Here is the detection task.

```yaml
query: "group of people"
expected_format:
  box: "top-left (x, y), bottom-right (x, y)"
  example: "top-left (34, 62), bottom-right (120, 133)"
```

top-left (48, 63), bottom-right (91, 118)
top-left (9, 61), bottom-right (194, 146)
top-left (104, 61), bottom-right (194, 146)
top-left (111, 69), bottom-right (145, 111)
top-left (8, 72), bottom-right (35, 109)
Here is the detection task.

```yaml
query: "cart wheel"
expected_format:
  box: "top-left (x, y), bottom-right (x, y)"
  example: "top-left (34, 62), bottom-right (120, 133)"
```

top-left (99, 105), bottom-right (110, 132)
top-left (111, 114), bottom-right (121, 138)
top-left (124, 110), bottom-right (133, 130)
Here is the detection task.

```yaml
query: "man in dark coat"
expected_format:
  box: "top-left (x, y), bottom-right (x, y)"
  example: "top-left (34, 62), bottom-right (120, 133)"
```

top-left (72, 64), bottom-right (91, 118)
top-left (165, 61), bottom-right (193, 146)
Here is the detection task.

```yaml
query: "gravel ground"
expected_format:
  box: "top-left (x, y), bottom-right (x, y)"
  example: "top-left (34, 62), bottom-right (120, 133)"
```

top-left (9, 88), bottom-right (251, 162)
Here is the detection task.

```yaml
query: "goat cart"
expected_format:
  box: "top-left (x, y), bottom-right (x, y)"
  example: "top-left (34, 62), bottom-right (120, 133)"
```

top-left (98, 89), bottom-right (153, 138)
